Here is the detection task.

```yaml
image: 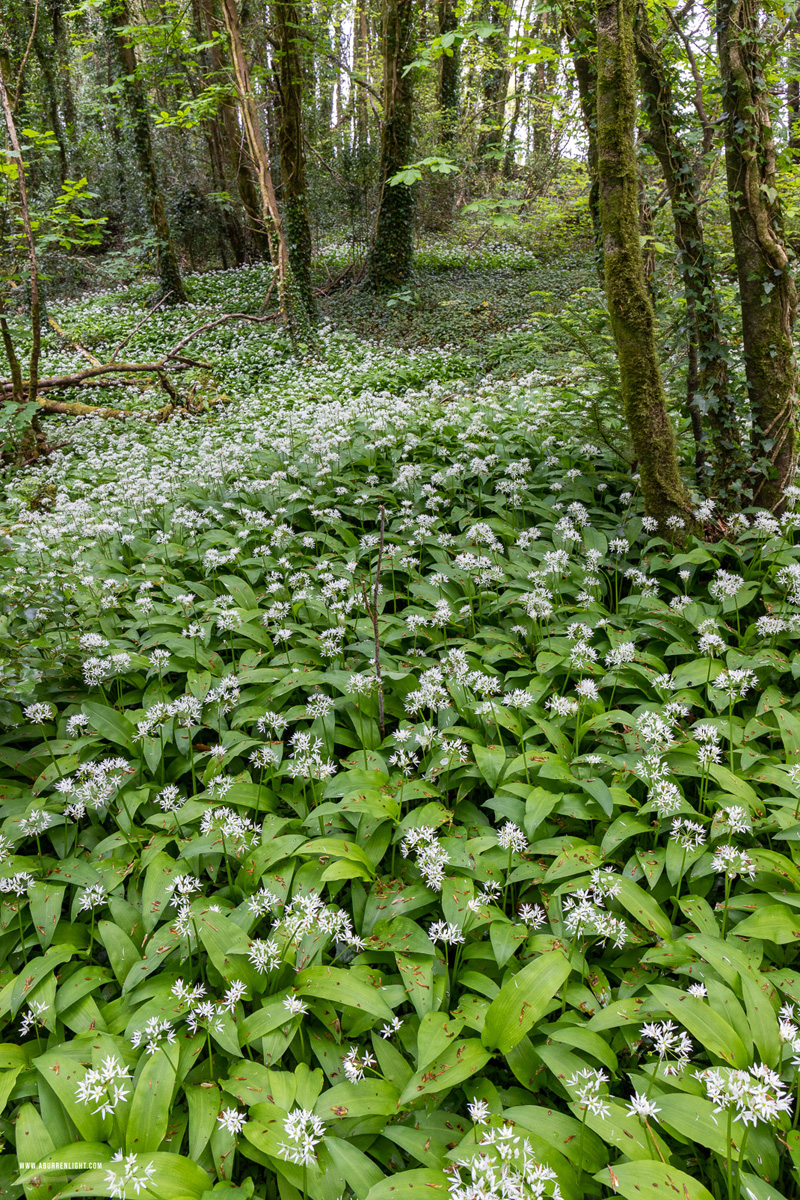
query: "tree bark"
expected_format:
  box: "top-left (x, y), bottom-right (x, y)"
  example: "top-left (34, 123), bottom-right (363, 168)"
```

top-left (108, 0), bottom-right (187, 304)
top-left (476, 0), bottom-right (511, 171)
top-left (198, 0), bottom-right (272, 261)
top-left (788, 20), bottom-right (800, 158)
top-left (221, 0), bottom-right (306, 330)
top-left (634, 0), bottom-right (741, 496)
top-left (564, 4), bottom-right (603, 276)
top-left (0, 67), bottom-right (41, 401)
top-left (596, 0), bottom-right (692, 529)
top-left (718, 0), bottom-right (798, 510)
top-left (368, 0), bottom-right (415, 293)
top-left (274, 0), bottom-right (316, 318)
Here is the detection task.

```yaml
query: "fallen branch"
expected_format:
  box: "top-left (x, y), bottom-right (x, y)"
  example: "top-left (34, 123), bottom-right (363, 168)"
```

top-left (110, 292), bottom-right (172, 361)
top-left (1, 309), bottom-right (280, 400)
top-left (35, 398), bottom-right (175, 420)
top-left (47, 315), bottom-right (103, 367)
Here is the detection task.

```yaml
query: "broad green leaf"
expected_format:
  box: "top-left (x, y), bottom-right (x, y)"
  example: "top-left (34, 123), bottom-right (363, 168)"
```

top-left (83, 701), bottom-right (136, 751)
top-left (294, 966), bottom-right (393, 1020)
top-left (649, 985), bottom-right (749, 1067)
top-left (398, 1038), bottom-right (490, 1106)
top-left (595, 1160), bottom-right (714, 1199)
top-left (126, 1047), bottom-right (177, 1153)
top-left (482, 950), bottom-right (571, 1054)
top-left (365, 1167), bottom-right (449, 1200)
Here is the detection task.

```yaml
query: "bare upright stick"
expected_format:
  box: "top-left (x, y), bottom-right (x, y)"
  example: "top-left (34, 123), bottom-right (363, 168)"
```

top-left (0, 68), bottom-right (41, 400)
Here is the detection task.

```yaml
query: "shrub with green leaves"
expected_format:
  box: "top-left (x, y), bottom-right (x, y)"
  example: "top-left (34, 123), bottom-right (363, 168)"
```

top-left (1, 265), bottom-right (800, 1200)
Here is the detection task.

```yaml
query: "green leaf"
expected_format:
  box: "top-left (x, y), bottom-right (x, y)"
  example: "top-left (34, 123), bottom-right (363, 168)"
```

top-left (397, 1038), bottom-right (490, 1106)
top-left (61, 1152), bottom-right (210, 1198)
top-left (127, 1048), bottom-right (177, 1152)
top-left (365, 1168), bottom-right (449, 1200)
top-left (614, 876), bottom-right (672, 939)
top-left (83, 701), bottom-right (136, 750)
top-left (595, 1161), bottom-right (714, 1200)
top-left (733, 903), bottom-right (800, 943)
top-left (649, 985), bottom-right (749, 1066)
top-left (473, 743), bottom-right (507, 789)
top-left (98, 919), bottom-right (141, 984)
top-left (294, 966), bottom-right (393, 1020)
top-left (482, 950), bottom-right (571, 1053)
top-left (316, 1079), bottom-right (399, 1119)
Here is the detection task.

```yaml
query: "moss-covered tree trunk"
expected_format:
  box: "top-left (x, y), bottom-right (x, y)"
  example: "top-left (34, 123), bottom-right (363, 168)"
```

top-left (634, 0), bottom-right (741, 496)
top-left (109, 0), bottom-right (187, 305)
top-left (274, 0), bottom-right (316, 319)
top-left (596, 0), bottom-right (692, 529)
top-left (718, 0), bottom-right (798, 511)
top-left (368, 0), bottom-right (414, 294)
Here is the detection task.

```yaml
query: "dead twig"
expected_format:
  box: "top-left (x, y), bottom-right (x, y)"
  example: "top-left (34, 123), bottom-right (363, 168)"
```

top-left (110, 292), bottom-right (172, 361)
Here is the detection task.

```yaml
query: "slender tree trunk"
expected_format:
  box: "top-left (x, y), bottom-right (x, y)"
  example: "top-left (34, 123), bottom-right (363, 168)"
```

top-left (634, 0), bottom-right (741, 496)
top-left (789, 21), bottom-right (800, 159)
top-left (477, 0), bottom-right (511, 171)
top-left (274, 0), bottom-right (316, 318)
top-left (438, 0), bottom-right (459, 143)
top-left (51, 0), bottom-right (77, 135)
top-left (109, 0), bottom-right (187, 303)
top-left (222, 0), bottom-right (304, 329)
top-left (188, 0), bottom-right (247, 266)
top-left (198, 0), bottom-right (272, 260)
top-left (353, 0), bottom-right (370, 152)
top-left (718, 0), bottom-right (798, 510)
top-left (31, 22), bottom-right (69, 182)
top-left (596, 0), bottom-right (692, 529)
top-left (368, 0), bottom-right (415, 293)
top-left (565, 4), bottom-right (602, 275)
top-left (427, 0), bottom-right (459, 228)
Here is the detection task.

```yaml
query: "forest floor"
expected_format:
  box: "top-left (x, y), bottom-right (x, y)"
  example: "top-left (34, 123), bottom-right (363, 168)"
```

top-left (1, 243), bottom-right (799, 1200)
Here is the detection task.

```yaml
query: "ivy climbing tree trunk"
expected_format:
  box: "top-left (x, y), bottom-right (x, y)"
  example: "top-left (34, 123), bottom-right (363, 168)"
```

top-left (596, 0), bottom-right (692, 529)
top-left (368, 0), bottom-right (415, 294)
top-left (108, 0), bottom-right (187, 305)
top-left (274, 0), bottom-right (316, 319)
top-left (718, 0), bottom-right (798, 511)
top-left (634, 0), bottom-right (741, 497)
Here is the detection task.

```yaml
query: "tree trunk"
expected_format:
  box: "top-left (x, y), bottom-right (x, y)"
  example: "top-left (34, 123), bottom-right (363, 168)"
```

top-left (476, 0), bottom-right (511, 171)
top-left (198, 0), bottom-right (272, 260)
top-left (31, 11), bottom-right (69, 183)
top-left (274, 0), bottom-right (316, 318)
top-left (596, 0), bottom-right (692, 529)
top-left (221, 0), bottom-right (308, 332)
top-left (109, 0), bottom-right (187, 304)
top-left (438, 0), bottom-right (459, 144)
top-left (789, 21), bottom-right (800, 159)
top-left (353, 0), bottom-right (370, 152)
top-left (634, 0), bottom-right (741, 497)
top-left (718, 0), bottom-right (798, 510)
top-left (368, 0), bottom-right (415, 293)
top-left (565, 5), bottom-right (602, 275)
